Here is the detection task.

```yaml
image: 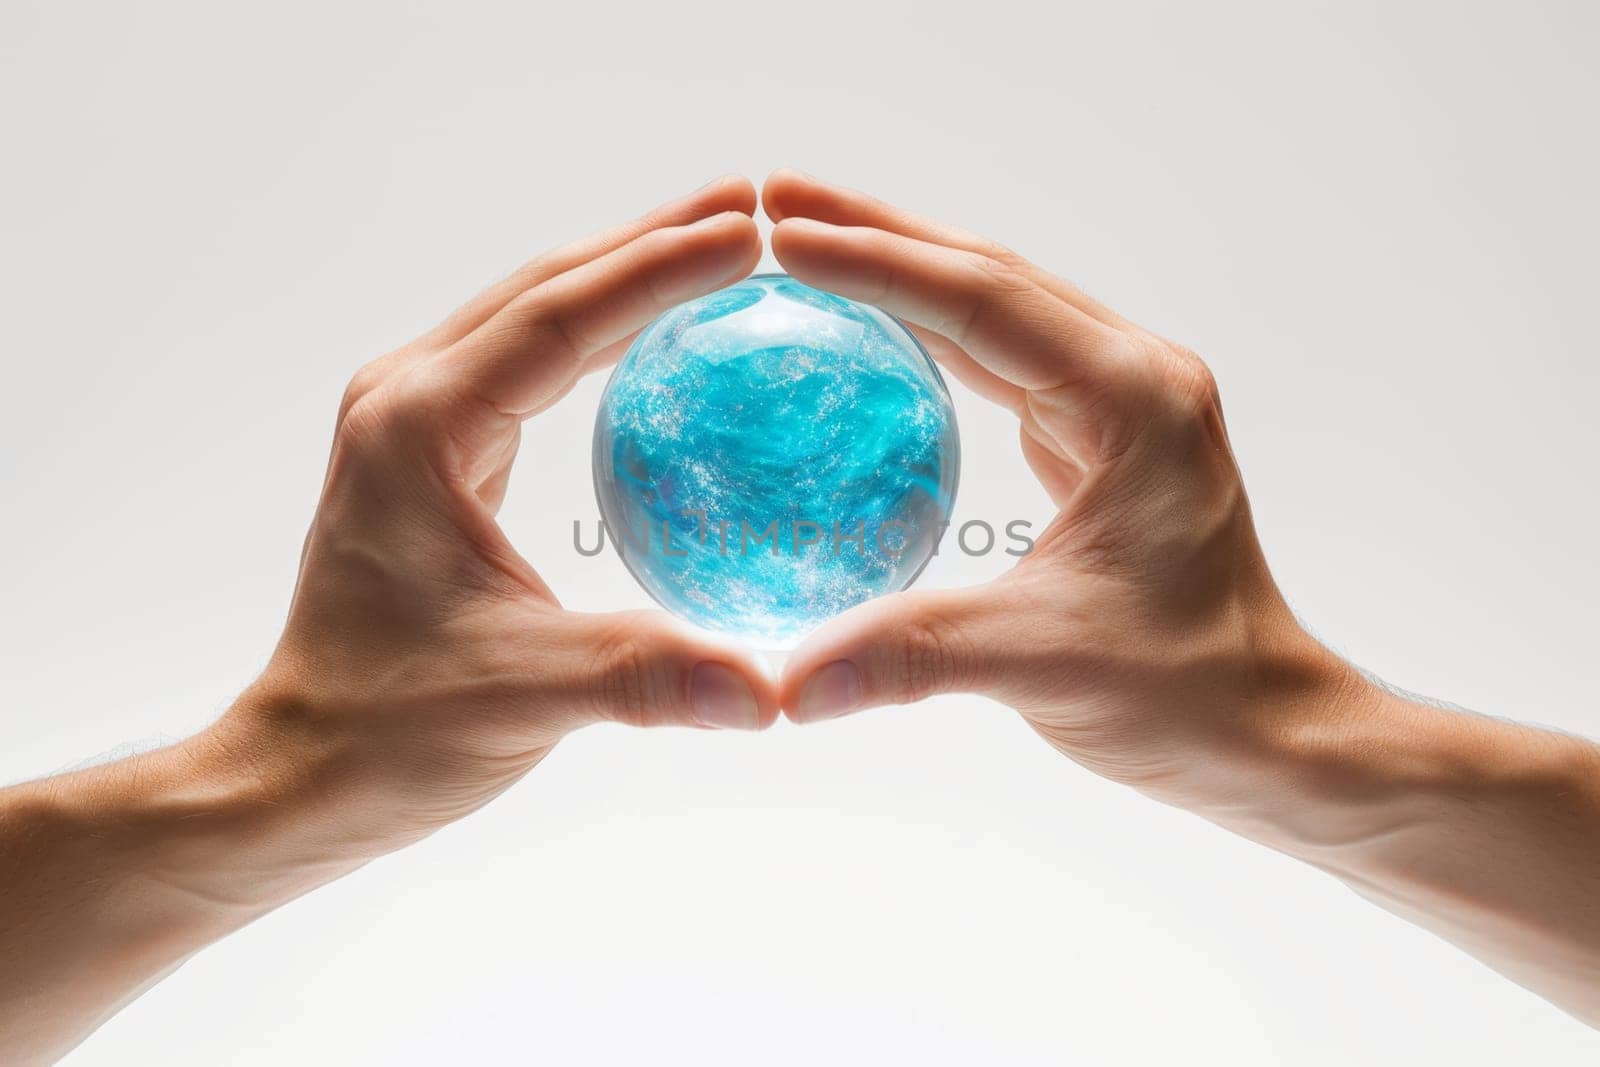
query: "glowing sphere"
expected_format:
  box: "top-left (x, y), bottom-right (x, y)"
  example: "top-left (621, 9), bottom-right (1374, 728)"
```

top-left (592, 274), bottom-right (958, 648)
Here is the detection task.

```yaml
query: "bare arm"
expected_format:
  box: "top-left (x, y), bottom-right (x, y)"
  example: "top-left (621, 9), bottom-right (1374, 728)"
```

top-left (763, 169), bottom-right (1600, 1026)
top-left (0, 727), bottom-right (357, 1062)
top-left (1209, 681), bottom-right (1600, 1021)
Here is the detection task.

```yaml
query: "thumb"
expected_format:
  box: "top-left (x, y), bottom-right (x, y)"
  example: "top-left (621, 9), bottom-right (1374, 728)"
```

top-left (781, 585), bottom-right (1034, 724)
top-left (561, 609), bottom-right (781, 732)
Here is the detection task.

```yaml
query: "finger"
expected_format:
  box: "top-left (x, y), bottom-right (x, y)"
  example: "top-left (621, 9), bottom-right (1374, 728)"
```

top-left (763, 169), bottom-right (1143, 335)
top-left (779, 583), bottom-right (1049, 723)
top-left (466, 409), bottom-right (518, 501)
top-left (511, 326), bottom-right (641, 419)
top-left (772, 218), bottom-right (1137, 458)
top-left (556, 610), bottom-right (781, 731)
top-left (772, 218), bottom-right (1127, 392)
top-left (1018, 420), bottom-right (1085, 506)
top-left (429, 175), bottom-right (757, 348)
top-left (332, 181), bottom-right (754, 425)
top-left (445, 211), bottom-right (761, 418)
top-left (903, 321), bottom-right (1026, 413)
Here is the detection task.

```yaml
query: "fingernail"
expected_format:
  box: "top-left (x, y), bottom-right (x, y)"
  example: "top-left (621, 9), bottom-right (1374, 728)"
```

top-left (690, 662), bottom-right (761, 730)
top-left (794, 661), bottom-right (863, 723)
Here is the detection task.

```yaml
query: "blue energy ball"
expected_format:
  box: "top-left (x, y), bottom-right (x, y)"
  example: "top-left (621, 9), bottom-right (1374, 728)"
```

top-left (592, 273), bottom-right (959, 648)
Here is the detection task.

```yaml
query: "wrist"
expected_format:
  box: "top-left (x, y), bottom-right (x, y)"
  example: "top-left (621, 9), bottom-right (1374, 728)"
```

top-left (1136, 614), bottom-right (1402, 853)
top-left (1171, 638), bottom-right (1600, 878)
top-left (1082, 614), bottom-right (1377, 818)
top-left (179, 680), bottom-right (412, 908)
top-left (28, 711), bottom-right (366, 927)
top-left (0, 699), bottom-right (371, 1064)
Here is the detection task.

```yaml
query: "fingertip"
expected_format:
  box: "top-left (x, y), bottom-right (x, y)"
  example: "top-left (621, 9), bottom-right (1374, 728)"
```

top-left (777, 604), bottom-right (875, 721)
top-left (692, 173), bottom-right (759, 217)
top-left (720, 211), bottom-right (766, 280)
top-left (778, 588), bottom-right (999, 723)
top-left (787, 659), bottom-right (864, 725)
top-left (689, 660), bottom-right (763, 730)
top-left (572, 610), bottom-right (782, 732)
top-left (655, 211), bottom-right (763, 303)
top-left (689, 646), bottom-right (782, 731)
top-left (779, 646), bottom-right (855, 724)
top-left (644, 610), bottom-right (781, 731)
top-left (703, 208), bottom-right (763, 248)
top-left (741, 647), bottom-right (786, 731)
top-left (768, 216), bottom-right (829, 263)
top-left (725, 174), bottom-right (761, 216)
top-left (769, 218), bottom-right (870, 299)
top-left (768, 216), bottom-right (795, 259)
top-left (690, 207), bottom-right (760, 235)
top-left (762, 167), bottom-right (813, 222)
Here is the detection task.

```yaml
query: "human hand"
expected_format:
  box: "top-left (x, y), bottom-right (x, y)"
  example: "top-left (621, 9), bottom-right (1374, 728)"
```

top-left (761, 172), bottom-right (1600, 1029)
top-left (214, 176), bottom-right (778, 864)
top-left (0, 181), bottom-right (785, 1062)
top-left (764, 170), bottom-right (1362, 802)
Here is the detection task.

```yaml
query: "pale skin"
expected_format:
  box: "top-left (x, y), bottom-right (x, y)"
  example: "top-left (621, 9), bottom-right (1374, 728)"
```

top-left (1, 173), bottom-right (1596, 1063)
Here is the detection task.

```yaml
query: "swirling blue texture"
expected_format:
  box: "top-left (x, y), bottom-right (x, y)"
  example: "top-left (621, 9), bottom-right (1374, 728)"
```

top-left (593, 274), bottom-right (959, 648)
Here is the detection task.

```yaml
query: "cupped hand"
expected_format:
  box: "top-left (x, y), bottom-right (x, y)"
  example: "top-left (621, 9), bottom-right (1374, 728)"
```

top-left (765, 170), bottom-right (1360, 799)
top-left (219, 177), bottom-right (778, 859)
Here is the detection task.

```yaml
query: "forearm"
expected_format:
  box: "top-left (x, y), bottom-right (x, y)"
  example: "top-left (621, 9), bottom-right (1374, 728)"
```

top-left (1179, 646), bottom-right (1600, 1026)
top-left (0, 706), bottom-right (357, 1064)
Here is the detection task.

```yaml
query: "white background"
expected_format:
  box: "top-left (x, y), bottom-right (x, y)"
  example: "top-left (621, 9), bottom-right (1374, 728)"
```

top-left (3, 1), bottom-right (1598, 1062)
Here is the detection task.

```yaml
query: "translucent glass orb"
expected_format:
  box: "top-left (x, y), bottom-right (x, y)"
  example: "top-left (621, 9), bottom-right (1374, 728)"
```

top-left (592, 273), bottom-right (959, 648)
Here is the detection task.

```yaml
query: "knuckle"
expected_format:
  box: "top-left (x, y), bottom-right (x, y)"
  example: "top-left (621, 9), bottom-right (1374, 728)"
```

top-left (1125, 342), bottom-right (1219, 423)
top-left (985, 241), bottom-right (1029, 272)
top-left (335, 350), bottom-right (439, 438)
top-left (888, 611), bottom-right (969, 705)
top-left (1107, 344), bottom-right (1233, 466)
top-left (391, 360), bottom-right (486, 443)
top-left (513, 288), bottom-right (597, 361)
top-left (356, 381), bottom-right (423, 441)
top-left (942, 254), bottom-right (1032, 343)
top-left (332, 386), bottom-right (390, 456)
top-left (338, 361), bottom-right (389, 421)
top-left (587, 617), bottom-right (676, 726)
top-left (970, 252), bottom-right (1034, 294)
top-left (591, 629), bottom-right (649, 725)
top-left (389, 358), bottom-right (450, 411)
top-left (1166, 349), bottom-right (1221, 418)
top-left (634, 243), bottom-right (674, 309)
top-left (332, 372), bottom-right (440, 465)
